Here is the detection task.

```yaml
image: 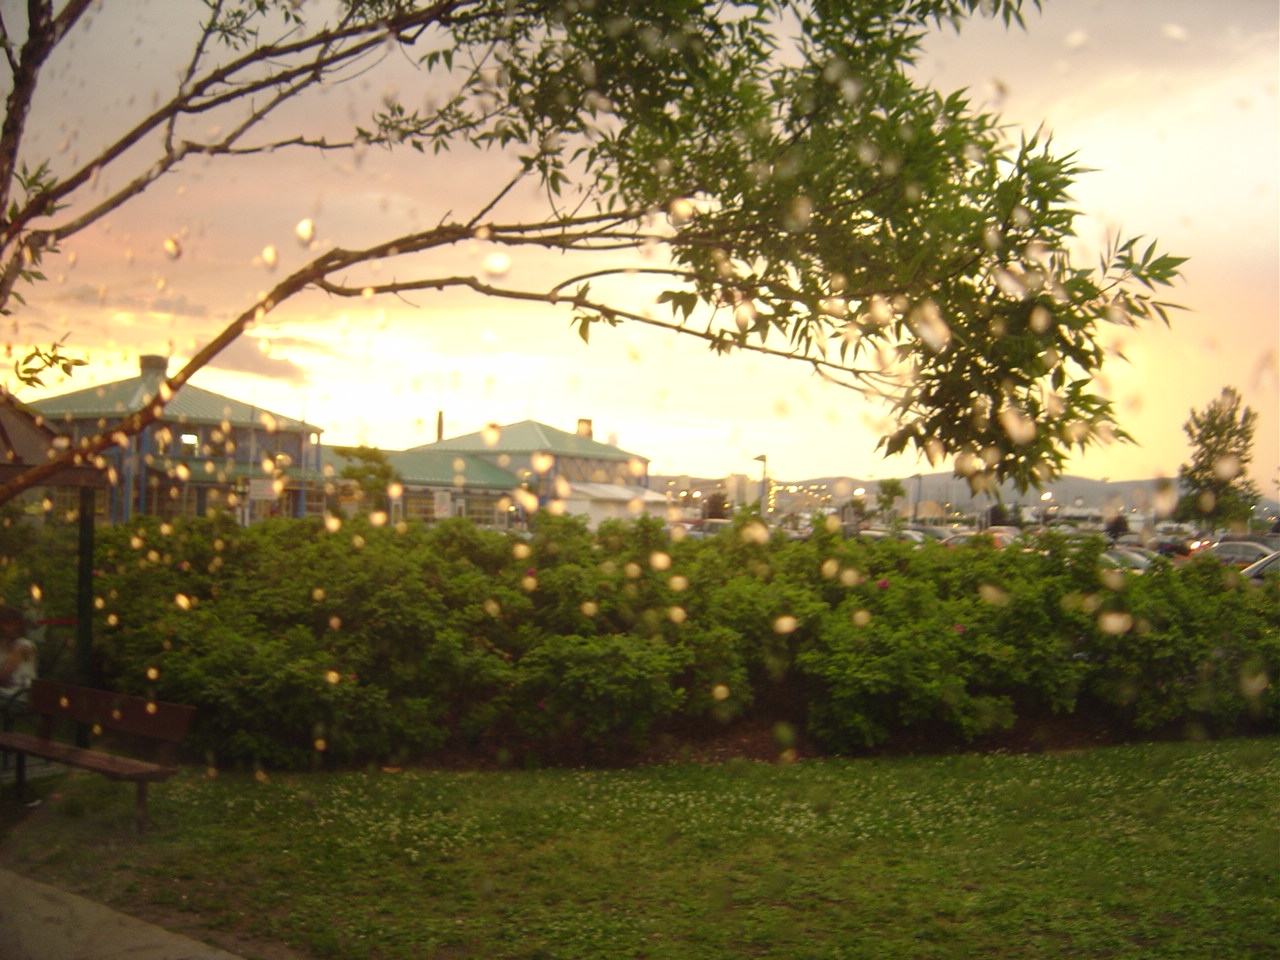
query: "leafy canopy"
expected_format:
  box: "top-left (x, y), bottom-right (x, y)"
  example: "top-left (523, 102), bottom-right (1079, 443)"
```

top-left (0, 0), bottom-right (1183, 502)
top-left (1175, 386), bottom-right (1262, 529)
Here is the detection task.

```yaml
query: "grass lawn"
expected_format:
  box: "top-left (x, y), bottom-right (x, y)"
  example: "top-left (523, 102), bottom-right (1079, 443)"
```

top-left (2, 737), bottom-right (1278, 960)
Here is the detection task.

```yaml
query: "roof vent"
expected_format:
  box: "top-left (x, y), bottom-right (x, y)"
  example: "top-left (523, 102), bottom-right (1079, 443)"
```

top-left (139, 355), bottom-right (168, 375)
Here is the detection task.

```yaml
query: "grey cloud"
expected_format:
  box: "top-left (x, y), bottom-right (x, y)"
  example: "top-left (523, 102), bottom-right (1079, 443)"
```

top-left (204, 335), bottom-right (313, 386)
top-left (51, 284), bottom-right (208, 318)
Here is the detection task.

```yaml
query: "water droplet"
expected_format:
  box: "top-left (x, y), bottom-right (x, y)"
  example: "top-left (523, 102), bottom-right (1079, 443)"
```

top-left (911, 300), bottom-right (951, 352)
top-left (773, 615), bottom-right (798, 634)
top-left (483, 251), bottom-right (511, 277)
top-left (783, 195), bottom-right (813, 232)
top-left (261, 245), bottom-right (278, 269)
top-left (1212, 454), bottom-right (1242, 481)
top-left (668, 198), bottom-right (695, 226)
top-left (1098, 611), bottom-right (1133, 634)
top-left (711, 684), bottom-right (730, 702)
top-left (998, 406), bottom-right (1037, 445)
top-left (175, 593), bottom-right (191, 610)
top-left (163, 237), bottom-right (182, 259)
top-left (1064, 28), bottom-right (1089, 50)
top-left (668, 606), bottom-right (687, 624)
top-left (295, 218), bottom-right (315, 244)
top-left (649, 551), bottom-right (671, 571)
top-left (669, 574), bottom-right (689, 592)
top-left (1100, 569), bottom-right (1125, 591)
top-left (325, 670), bottom-right (341, 684)
top-left (580, 601), bottom-right (598, 617)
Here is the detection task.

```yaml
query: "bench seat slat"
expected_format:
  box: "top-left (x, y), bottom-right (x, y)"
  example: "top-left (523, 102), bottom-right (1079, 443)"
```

top-left (0, 731), bottom-right (178, 782)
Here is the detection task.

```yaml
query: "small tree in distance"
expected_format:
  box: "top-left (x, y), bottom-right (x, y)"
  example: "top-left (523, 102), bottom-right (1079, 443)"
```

top-left (876, 478), bottom-right (906, 525)
top-left (0, 1), bottom-right (1184, 505)
top-left (334, 446), bottom-right (402, 517)
top-left (1174, 387), bottom-right (1261, 531)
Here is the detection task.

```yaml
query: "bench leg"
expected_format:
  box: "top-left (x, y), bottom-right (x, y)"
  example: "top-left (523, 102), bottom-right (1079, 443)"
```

top-left (136, 781), bottom-right (149, 834)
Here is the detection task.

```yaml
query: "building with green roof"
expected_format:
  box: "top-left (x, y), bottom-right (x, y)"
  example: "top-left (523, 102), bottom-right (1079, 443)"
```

top-left (323, 418), bottom-right (666, 529)
top-left (32, 357), bottom-right (665, 529)
top-left (409, 418), bottom-right (666, 527)
top-left (320, 444), bottom-right (522, 526)
top-left (30, 355), bottom-right (324, 523)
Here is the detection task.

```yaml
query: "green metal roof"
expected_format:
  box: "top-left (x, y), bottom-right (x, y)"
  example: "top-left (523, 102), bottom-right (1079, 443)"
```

top-left (321, 446), bottom-right (518, 492)
top-left (410, 420), bottom-right (645, 463)
top-left (388, 449), bottom-right (518, 490)
top-left (30, 357), bottom-right (320, 434)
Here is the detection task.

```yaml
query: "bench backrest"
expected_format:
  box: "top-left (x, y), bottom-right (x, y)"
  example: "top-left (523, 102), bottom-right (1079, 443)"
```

top-left (27, 679), bottom-right (196, 744)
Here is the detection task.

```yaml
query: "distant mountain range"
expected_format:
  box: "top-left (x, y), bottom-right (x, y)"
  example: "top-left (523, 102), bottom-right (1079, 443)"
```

top-left (653, 471), bottom-right (1280, 523)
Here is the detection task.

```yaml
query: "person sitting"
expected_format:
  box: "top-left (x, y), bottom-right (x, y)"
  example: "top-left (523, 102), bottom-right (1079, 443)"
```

top-left (0, 605), bottom-right (37, 728)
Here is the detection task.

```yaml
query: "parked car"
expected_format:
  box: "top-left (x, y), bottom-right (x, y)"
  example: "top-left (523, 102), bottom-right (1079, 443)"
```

top-left (1240, 550), bottom-right (1280, 582)
top-left (1204, 540), bottom-right (1274, 567)
top-left (1101, 547), bottom-right (1152, 573)
top-left (941, 529), bottom-right (1019, 549)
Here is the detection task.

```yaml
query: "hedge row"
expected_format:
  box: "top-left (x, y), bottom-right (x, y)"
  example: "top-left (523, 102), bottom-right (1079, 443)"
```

top-left (6, 512), bottom-right (1277, 767)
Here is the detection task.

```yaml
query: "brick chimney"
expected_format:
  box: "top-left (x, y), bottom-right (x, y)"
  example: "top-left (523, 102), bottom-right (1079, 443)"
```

top-left (576, 418), bottom-right (593, 439)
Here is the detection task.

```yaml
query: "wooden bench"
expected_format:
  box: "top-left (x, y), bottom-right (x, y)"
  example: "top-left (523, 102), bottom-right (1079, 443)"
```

top-left (0, 678), bottom-right (196, 833)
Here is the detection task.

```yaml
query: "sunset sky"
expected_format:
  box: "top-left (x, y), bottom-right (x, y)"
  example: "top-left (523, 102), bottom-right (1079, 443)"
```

top-left (14, 0), bottom-right (1279, 493)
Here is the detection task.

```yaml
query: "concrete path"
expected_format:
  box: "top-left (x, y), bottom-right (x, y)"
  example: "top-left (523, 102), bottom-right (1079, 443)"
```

top-left (0, 868), bottom-right (245, 960)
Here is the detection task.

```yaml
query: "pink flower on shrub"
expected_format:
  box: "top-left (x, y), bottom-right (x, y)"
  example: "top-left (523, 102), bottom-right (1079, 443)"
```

top-left (953, 624), bottom-right (965, 633)
top-left (877, 578), bottom-right (890, 589)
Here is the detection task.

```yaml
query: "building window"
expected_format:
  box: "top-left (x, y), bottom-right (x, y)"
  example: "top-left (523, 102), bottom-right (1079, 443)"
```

top-left (403, 491), bottom-right (436, 522)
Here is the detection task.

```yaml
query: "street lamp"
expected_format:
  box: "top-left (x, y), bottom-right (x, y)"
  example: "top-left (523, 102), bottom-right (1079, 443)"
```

top-left (753, 454), bottom-right (768, 515)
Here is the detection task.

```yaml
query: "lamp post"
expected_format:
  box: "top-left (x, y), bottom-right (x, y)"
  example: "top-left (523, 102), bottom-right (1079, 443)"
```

top-left (753, 454), bottom-right (768, 515)
top-left (1040, 490), bottom-right (1054, 528)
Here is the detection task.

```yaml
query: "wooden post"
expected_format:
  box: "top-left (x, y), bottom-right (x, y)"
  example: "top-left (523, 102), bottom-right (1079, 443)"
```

top-left (75, 486), bottom-right (96, 747)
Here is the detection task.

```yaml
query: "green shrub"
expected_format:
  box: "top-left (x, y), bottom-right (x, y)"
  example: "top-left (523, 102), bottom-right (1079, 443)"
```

top-left (0, 512), bottom-right (1274, 768)
top-left (513, 633), bottom-right (692, 753)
